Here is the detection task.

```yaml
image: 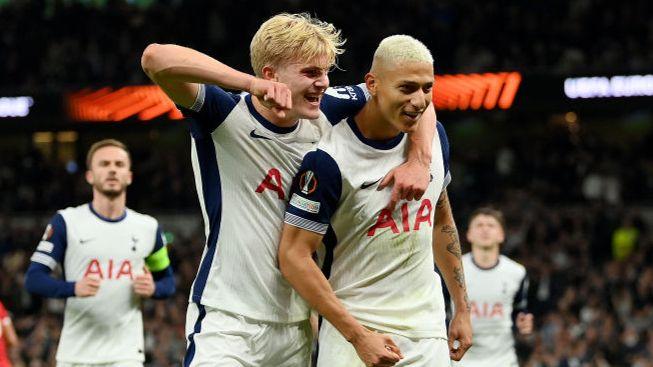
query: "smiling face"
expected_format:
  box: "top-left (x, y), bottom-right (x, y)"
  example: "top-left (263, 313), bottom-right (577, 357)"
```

top-left (268, 55), bottom-right (330, 120)
top-left (85, 146), bottom-right (132, 199)
top-left (367, 59), bottom-right (434, 133)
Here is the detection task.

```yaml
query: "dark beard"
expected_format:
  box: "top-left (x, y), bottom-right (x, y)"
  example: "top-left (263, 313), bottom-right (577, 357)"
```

top-left (96, 184), bottom-right (125, 199)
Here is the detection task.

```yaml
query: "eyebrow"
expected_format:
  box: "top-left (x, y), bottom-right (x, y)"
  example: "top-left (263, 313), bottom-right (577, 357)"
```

top-left (399, 80), bottom-right (433, 86)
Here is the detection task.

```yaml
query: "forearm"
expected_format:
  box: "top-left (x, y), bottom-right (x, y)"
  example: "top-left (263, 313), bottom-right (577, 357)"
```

top-left (152, 267), bottom-right (176, 299)
top-left (25, 263), bottom-right (75, 298)
top-left (141, 43), bottom-right (256, 92)
top-left (406, 104), bottom-right (435, 165)
top-left (433, 194), bottom-right (469, 312)
top-left (280, 251), bottom-right (366, 341)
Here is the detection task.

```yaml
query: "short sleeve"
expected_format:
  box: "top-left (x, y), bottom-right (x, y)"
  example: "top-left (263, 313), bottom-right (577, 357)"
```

top-left (320, 84), bottom-right (369, 125)
top-left (284, 150), bottom-right (342, 234)
top-left (30, 213), bottom-right (67, 270)
top-left (145, 225), bottom-right (171, 273)
top-left (436, 121), bottom-right (451, 188)
top-left (178, 84), bottom-right (242, 138)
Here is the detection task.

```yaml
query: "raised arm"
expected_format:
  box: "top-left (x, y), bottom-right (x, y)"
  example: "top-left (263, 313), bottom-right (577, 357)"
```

top-left (379, 104), bottom-right (436, 210)
top-left (433, 190), bottom-right (472, 361)
top-left (278, 224), bottom-right (402, 366)
top-left (141, 43), bottom-right (290, 115)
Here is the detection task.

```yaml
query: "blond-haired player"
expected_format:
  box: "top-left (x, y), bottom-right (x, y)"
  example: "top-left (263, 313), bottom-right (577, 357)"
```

top-left (453, 207), bottom-right (533, 367)
top-left (279, 35), bottom-right (472, 367)
top-left (141, 13), bottom-right (436, 367)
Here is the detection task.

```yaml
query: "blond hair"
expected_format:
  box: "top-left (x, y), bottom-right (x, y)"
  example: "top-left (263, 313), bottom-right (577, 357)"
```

top-left (372, 35), bottom-right (433, 69)
top-left (86, 139), bottom-right (131, 169)
top-left (250, 13), bottom-right (345, 77)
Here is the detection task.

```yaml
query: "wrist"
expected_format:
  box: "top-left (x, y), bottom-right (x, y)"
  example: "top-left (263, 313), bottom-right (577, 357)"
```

top-left (343, 323), bottom-right (369, 345)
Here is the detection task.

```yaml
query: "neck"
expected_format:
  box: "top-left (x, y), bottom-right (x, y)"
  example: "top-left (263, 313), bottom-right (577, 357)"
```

top-left (354, 99), bottom-right (402, 140)
top-left (471, 244), bottom-right (500, 268)
top-left (251, 95), bottom-right (298, 128)
top-left (91, 192), bottom-right (126, 220)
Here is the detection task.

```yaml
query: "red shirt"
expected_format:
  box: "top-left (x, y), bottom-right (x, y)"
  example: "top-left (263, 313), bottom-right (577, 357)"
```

top-left (0, 301), bottom-right (11, 367)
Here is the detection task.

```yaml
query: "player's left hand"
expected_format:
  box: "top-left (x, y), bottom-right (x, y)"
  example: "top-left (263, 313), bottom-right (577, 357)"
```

top-left (378, 160), bottom-right (430, 212)
top-left (133, 266), bottom-right (155, 298)
top-left (516, 312), bottom-right (534, 335)
top-left (448, 311), bottom-right (472, 361)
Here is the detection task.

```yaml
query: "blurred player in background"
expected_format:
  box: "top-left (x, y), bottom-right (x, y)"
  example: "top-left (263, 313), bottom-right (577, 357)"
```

top-left (453, 207), bottom-right (533, 367)
top-left (0, 300), bottom-right (18, 367)
top-left (279, 35), bottom-right (472, 367)
top-left (141, 13), bottom-right (435, 367)
top-left (24, 139), bottom-right (176, 367)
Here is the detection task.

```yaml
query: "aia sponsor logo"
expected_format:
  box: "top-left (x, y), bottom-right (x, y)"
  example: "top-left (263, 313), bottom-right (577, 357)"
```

top-left (84, 259), bottom-right (134, 280)
top-left (470, 301), bottom-right (504, 319)
top-left (368, 199), bottom-right (433, 236)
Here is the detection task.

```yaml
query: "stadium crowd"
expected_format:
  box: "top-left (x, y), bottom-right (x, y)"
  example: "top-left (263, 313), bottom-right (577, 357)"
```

top-left (1, 0), bottom-right (652, 90)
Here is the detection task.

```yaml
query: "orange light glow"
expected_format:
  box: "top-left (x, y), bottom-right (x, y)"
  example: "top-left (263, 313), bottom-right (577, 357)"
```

top-left (433, 72), bottom-right (522, 111)
top-left (66, 86), bottom-right (183, 122)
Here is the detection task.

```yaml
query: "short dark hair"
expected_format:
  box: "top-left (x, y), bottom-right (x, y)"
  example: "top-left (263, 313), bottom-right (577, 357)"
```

top-left (468, 207), bottom-right (505, 230)
top-left (86, 139), bottom-right (131, 169)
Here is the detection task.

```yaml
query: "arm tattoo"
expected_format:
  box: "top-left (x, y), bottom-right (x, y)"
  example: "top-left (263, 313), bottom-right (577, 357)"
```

top-left (442, 225), bottom-right (462, 259)
top-left (453, 266), bottom-right (465, 288)
top-left (436, 192), bottom-right (447, 209)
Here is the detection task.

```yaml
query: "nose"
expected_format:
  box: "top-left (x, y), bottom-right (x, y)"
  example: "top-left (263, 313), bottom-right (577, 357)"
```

top-left (314, 73), bottom-right (329, 89)
top-left (410, 91), bottom-right (429, 111)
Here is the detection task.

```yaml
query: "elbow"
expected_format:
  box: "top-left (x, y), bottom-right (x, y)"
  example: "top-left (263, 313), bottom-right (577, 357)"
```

top-left (141, 43), bottom-right (163, 76)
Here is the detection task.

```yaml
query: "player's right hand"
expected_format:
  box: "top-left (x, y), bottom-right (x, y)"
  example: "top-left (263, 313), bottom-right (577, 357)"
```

top-left (351, 329), bottom-right (403, 367)
top-left (249, 78), bottom-right (292, 119)
top-left (74, 276), bottom-right (101, 297)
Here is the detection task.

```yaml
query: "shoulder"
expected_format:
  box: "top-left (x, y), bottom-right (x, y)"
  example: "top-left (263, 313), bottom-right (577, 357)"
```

top-left (500, 255), bottom-right (527, 277)
top-left (126, 209), bottom-right (159, 229)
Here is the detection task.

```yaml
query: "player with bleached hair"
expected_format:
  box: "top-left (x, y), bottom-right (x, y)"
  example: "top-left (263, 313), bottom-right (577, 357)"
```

top-left (453, 207), bottom-right (533, 367)
top-left (25, 139), bottom-right (176, 367)
top-left (141, 13), bottom-right (437, 367)
top-left (279, 35), bottom-right (473, 367)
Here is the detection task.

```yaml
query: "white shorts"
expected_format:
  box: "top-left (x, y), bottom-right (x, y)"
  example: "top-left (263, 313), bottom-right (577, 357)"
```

top-left (183, 302), bottom-right (312, 367)
top-left (316, 320), bottom-right (451, 367)
top-left (57, 363), bottom-right (142, 367)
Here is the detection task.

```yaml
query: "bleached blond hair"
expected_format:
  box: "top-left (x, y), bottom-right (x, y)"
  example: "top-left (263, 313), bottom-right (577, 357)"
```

top-left (250, 13), bottom-right (345, 77)
top-left (372, 35), bottom-right (433, 70)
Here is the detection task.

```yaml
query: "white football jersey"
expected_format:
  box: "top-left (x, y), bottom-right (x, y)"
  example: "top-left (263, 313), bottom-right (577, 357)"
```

top-left (30, 204), bottom-right (164, 364)
top-left (453, 253), bottom-right (528, 367)
top-left (285, 117), bottom-right (451, 339)
top-left (182, 84), bottom-right (369, 323)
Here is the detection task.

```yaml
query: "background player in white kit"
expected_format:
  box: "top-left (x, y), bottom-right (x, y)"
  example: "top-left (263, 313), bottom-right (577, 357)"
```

top-left (453, 207), bottom-right (533, 367)
top-left (141, 13), bottom-right (436, 367)
top-left (24, 139), bottom-right (176, 367)
top-left (279, 35), bottom-right (473, 367)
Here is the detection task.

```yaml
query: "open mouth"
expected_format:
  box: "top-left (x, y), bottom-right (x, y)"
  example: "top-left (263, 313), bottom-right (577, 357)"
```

top-left (304, 93), bottom-right (321, 105)
top-left (402, 111), bottom-right (422, 120)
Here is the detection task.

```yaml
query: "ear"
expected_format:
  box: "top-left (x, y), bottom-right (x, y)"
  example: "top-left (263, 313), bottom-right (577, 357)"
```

top-left (497, 229), bottom-right (506, 245)
top-left (365, 72), bottom-right (377, 96)
top-left (261, 65), bottom-right (277, 81)
top-left (466, 229), bottom-right (473, 245)
top-left (85, 170), bottom-right (94, 185)
top-left (126, 170), bottom-right (133, 186)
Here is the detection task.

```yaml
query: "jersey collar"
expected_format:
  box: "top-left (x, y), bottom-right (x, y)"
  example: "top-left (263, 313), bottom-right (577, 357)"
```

top-left (347, 117), bottom-right (405, 150)
top-left (245, 94), bottom-right (298, 134)
top-left (471, 255), bottom-right (501, 271)
top-left (88, 203), bottom-right (127, 223)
